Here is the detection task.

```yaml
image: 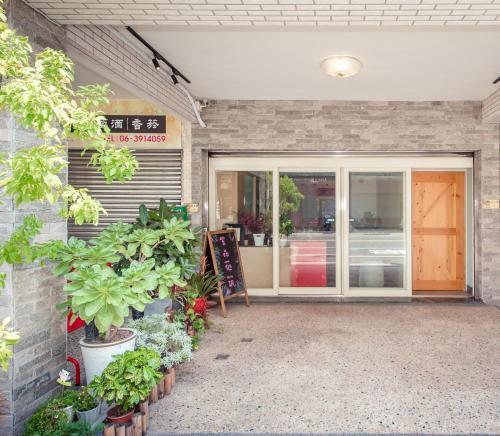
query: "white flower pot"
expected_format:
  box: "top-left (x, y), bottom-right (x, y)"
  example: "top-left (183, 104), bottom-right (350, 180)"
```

top-left (253, 234), bottom-right (265, 246)
top-left (76, 403), bottom-right (101, 425)
top-left (79, 328), bottom-right (136, 384)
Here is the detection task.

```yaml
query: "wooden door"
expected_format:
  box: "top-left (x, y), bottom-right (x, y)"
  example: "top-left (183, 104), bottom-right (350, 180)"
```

top-left (412, 172), bottom-right (465, 291)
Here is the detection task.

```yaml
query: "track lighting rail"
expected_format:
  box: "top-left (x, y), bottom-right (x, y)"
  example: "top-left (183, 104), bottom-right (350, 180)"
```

top-left (126, 26), bottom-right (191, 84)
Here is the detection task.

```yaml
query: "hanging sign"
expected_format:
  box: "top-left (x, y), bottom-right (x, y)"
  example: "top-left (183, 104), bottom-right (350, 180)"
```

top-left (203, 229), bottom-right (250, 317)
top-left (101, 99), bottom-right (181, 149)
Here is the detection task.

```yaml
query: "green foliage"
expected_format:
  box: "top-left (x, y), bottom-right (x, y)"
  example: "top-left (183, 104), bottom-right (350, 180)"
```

top-left (0, 144), bottom-right (66, 205)
top-left (0, 215), bottom-right (43, 264)
top-left (279, 175), bottom-right (304, 215)
top-left (0, 317), bottom-right (19, 371)
top-left (74, 386), bottom-right (98, 412)
top-left (23, 397), bottom-right (70, 436)
top-left (52, 420), bottom-right (95, 436)
top-left (51, 389), bottom-right (80, 407)
top-left (279, 175), bottom-right (304, 236)
top-left (89, 144), bottom-right (139, 183)
top-left (131, 200), bottom-right (201, 280)
top-left (60, 186), bottom-right (106, 225)
top-left (89, 348), bottom-right (162, 413)
top-left (126, 314), bottom-right (192, 369)
top-left (51, 216), bottom-right (193, 335)
top-left (0, 0), bottom-right (138, 276)
top-left (64, 265), bottom-right (141, 334)
top-left (0, 0), bottom-right (142, 369)
top-left (187, 271), bottom-right (220, 298)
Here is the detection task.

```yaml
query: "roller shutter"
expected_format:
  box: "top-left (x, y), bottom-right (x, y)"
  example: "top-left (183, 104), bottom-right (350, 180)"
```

top-left (68, 149), bottom-right (182, 239)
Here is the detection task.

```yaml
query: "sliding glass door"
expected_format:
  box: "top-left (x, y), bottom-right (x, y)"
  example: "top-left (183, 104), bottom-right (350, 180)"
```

top-left (343, 170), bottom-right (409, 295)
top-left (278, 171), bottom-right (339, 294)
top-left (209, 157), bottom-right (424, 297)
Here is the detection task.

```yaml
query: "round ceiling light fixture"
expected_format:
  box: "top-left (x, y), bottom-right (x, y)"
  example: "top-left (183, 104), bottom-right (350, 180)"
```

top-left (320, 56), bottom-right (362, 78)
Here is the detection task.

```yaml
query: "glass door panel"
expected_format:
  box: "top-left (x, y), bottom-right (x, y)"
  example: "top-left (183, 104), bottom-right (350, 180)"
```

top-left (348, 172), bottom-right (406, 289)
top-left (279, 172), bottom-right (337, 290)
top-left (215, 170), bottom-right (273, 289)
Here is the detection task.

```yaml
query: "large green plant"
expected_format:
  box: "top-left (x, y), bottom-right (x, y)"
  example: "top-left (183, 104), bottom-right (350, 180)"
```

top-left (0, 0), bottom-right (139, 368)
top-left (53, 217), bottom-right (195, 337)
top-left (89, 348), bottom-right (162, 414)
top-left (130, 199), bottom-right (201, 280)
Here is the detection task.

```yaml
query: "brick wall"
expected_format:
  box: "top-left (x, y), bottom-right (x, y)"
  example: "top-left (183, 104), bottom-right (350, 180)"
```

top-left (65, 25), bottom-right (196, 123)
top-left (0, 1), bottom-right (67, 434)
top-left (191, 100), bottom-right (500, 305)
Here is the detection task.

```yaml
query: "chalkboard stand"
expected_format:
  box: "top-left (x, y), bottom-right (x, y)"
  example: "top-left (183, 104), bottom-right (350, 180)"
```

top-left (204, 229), bottom-right (250, 318)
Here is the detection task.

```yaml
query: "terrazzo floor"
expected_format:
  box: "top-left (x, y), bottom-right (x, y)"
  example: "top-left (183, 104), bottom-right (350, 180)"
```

top-left (148, 302), bottom-right (500, 435)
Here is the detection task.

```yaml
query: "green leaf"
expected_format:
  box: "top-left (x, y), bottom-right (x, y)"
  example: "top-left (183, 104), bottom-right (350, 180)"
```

top-left (138, 204), bottom-right (148, 226)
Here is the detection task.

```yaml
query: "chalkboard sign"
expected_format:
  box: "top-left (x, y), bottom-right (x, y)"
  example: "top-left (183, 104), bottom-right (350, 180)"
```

top-left (203, 229), bottom-right (250, 317)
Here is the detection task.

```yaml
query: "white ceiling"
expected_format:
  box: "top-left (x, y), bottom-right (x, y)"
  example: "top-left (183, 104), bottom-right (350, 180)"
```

top-left (132, 28), bottom-right (500, 100)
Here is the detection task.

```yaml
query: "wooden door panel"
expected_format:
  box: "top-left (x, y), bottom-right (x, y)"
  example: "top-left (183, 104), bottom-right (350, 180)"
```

top-left (412, 172), bottom-right (465, 291)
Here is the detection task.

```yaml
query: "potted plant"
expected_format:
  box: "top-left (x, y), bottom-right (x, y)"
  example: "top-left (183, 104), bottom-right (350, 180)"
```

top-left (74, 386), bottom-right (101, 425)
top-left (23, 401), bottom-right (72, 436)
top-left (238, 211), bottom-right (265, 246)
top-left (123, 199), bottom-right (200, 319)
top-left (185, 270), bottom-right (220, 317)
top-left (89, 348), bottom-right (163, 424)
top-left (126, 314), bottom-right (192, 391)
top-left (56, 369), bottom-right (78, 422)
top-left (51, 218), bottom-right (188, 382)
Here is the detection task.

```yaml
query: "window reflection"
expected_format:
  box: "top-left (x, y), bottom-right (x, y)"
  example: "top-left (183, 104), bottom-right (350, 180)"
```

top-left (349, 172), bottom-right (405, 288)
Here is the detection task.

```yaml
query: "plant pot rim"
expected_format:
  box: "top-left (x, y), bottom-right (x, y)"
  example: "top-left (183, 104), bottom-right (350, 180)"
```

top-left (79, 327), bottom-right (136, 349)
top-left (106, 405), bottom-right (134, 420)
top-left (76, 403), bottom-right (100, 413)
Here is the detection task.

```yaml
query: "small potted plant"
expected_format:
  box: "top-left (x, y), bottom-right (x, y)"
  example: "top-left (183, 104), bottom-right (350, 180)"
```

top-left (126, 314), bottom-right (192, 393)
top-left (238, 211), bottom-right (265, 246)
top-left (75, 386), bottom-right (101, 425)
top-left (23, 401), bottom-right (72, 436)
top-left (186, 270), bottom-right (220, 317)
top-left (89, 348), bottom-right (163, 424)
top-left (56, 369), bottom-right (78, 422)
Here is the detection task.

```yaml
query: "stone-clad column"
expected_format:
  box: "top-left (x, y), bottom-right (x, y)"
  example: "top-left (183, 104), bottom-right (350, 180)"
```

top-left (0, 1), bottom-right (68, 434)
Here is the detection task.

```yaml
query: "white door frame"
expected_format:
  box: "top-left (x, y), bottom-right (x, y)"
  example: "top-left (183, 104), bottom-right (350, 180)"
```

top-left (208, 155), bottom-right (473, 298)
top-left (341, 168), bottom-right (412, 298)
top-left (276, 167), bottom-right (341, 295)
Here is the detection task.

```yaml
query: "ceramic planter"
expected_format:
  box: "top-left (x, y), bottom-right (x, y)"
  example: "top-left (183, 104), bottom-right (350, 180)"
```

top-left (76, 403), bottom-right (101, 425)
top-left (106, 406), bottom-right (134, 424)
top-left (253, 234), bottom-right (265, 246)
top-left (79, 328), bottom-right (136, 383)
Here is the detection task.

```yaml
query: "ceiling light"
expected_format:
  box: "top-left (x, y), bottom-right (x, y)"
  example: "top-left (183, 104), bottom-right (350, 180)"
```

top-left (320, 56), bottom-right (362, 78)
top-left (152, 57), bottom-right (160, 71)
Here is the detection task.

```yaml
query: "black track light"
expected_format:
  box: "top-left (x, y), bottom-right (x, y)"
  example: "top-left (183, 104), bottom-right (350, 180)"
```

top-left (152, 57), bottom-right (160, 71)
top-left (171, 74), bottom-right (179, 85)
top-left (494, 76), bottom-right (500, 85)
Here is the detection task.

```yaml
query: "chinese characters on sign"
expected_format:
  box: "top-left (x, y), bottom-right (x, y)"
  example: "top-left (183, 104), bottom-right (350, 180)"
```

top-left (101, 115), bottom-right (167, 134)
top-left (204, 229), bottom-right (250, 317)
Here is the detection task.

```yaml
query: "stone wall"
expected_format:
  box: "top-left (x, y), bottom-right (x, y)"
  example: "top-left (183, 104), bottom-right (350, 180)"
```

top-left (0, 1), bottom-right (67, 434)
top-left (191, 100), bottom-right (500, 305)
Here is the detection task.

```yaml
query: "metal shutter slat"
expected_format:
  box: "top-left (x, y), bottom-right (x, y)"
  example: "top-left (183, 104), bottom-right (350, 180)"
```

top-left (68, 148), bottom-right (182, 240)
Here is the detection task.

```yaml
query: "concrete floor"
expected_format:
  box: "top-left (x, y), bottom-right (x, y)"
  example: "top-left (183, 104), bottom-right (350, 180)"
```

top-left (148, 303), bottom-right (500, 435)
